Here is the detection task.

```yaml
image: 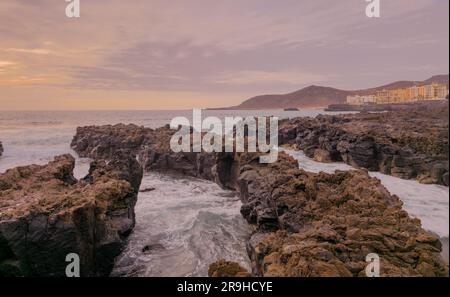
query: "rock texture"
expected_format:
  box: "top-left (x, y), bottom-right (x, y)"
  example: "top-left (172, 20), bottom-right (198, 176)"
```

top-left (71, 123), bottom-right (238, 189)
top-left (279, 102), bottom-right (449, 186)
top-left (0, 154), bottom-right (142, 276)
top-left (71, 124), bottom-right (449, 277)
top-left (208, 260), bottom-right (251, 277)
top-left (0, 141), bottom-right (3, 157)
top-left (236, 153), bottom-right (447, 276)
top-left (71, 124), bottom-right (155, 159)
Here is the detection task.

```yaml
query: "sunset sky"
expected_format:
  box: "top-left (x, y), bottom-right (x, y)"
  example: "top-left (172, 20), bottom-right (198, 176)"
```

top-left (0, 0), bottom-right (448, 110)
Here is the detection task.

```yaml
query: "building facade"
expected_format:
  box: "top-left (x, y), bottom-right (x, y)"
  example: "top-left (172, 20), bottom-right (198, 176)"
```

top-left (346, 95), bottom-right (376, 105)
top-left (347, 83), bottom-right (449, 105)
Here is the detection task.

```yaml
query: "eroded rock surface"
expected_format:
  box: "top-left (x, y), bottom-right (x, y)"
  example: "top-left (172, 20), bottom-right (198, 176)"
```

top-left (208, 260), bottom-right (251, 277)
top-left (279, 103), bottom-right (449, 186)
top-left (236, 153), bottom-right (447, 276)
top-left (0, 154), bottom-right (142, 276)
top-left (72, 124), bottom-right (155, 159)
top-left (71, 124), bottom-right (448, 277)
top-left (71, 123), bottom-right (239, 189)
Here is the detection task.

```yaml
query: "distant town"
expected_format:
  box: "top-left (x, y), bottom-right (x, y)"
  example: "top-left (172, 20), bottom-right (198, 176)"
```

top-left (347, 83), bottom-right (449, 105)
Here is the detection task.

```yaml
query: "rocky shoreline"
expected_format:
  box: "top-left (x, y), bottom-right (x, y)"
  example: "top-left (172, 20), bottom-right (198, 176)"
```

top-left (279, 102), bottom-right (449, 186)
top-left (70, 123), bottom-right (448, 277)
top-left (325, 101), bottom-right (448, 112)
top-left (0, 153), bottom-right (143, 276)
top-left (1, 104), bottom-right (448, 277)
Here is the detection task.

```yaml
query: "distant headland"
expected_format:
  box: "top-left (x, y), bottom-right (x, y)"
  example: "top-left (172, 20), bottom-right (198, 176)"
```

top-left (210, 74), bottom-right (449, 110)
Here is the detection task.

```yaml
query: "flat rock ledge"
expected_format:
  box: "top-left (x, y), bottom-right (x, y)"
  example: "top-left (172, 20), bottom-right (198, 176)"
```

top-left (71, 124), bottom-right (448, 277)
top-left (0, 153), bottom-right (143, 277)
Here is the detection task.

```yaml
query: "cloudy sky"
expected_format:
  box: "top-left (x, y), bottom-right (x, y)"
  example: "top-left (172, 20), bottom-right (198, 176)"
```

top-left (0, 0), bottom-right (448, 110)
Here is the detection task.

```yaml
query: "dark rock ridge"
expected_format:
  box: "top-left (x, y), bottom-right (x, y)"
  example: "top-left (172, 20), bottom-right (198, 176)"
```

top-left (71, 124), bottom-right (448, 277)
top-left (0, 154), bottom-right (143, 276)
top-left (71, 124), bottom-right (239, 189)
top-left (0, 141), bottom-right (3, 157)
top-left (279, 102), bottom-right (449, 186)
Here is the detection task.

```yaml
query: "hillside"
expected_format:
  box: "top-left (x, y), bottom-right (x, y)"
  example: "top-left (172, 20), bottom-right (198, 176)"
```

top-left (223, 74), bottom-right (449, 109)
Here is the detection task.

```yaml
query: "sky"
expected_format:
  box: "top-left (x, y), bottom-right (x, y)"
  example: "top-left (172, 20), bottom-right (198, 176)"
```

top-left (0, 0), bottom-right (449, 110)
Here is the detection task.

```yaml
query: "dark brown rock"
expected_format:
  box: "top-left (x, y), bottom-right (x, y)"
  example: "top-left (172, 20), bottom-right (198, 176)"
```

top-left (208, 260), bottom-right (251, 277)
top-left (71, 123), bottom-right (449, 277)
top-left (279, 103), bottom-right (449, 186)
top-left (0, 154), bottom-right (143, 277)
top-left (238, 153), bottom-right (447, 276)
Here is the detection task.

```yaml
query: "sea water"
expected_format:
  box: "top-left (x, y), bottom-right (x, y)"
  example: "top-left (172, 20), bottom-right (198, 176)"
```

top-left (0, 109), bottom-right (331, 276)
top-left (0, 110), bottom-right (448, 274)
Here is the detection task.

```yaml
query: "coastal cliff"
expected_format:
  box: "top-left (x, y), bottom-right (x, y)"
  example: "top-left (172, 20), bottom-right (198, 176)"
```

top-left (0, 153), bottom-right (143, 276)
top-left (70, 123), bottom-right (448, 277)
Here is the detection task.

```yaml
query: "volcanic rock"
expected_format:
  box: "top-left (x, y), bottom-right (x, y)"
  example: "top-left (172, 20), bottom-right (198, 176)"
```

top-left (71, 123), bottom-right (449, 276)
top-left (236, 153), bottom-right (447, 276)
top-left (0, 154), bottom-right (142, 276)
top-left (279, 103), bottom-right (449, 186)
top-left (208, 260), bottom-right (251, 277)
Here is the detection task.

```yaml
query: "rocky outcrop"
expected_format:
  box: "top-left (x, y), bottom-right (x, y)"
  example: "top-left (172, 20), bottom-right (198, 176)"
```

top-left (279, 103), bottom-right (449, 186)
top-left (71, 124), bottom-right (448, 277)
top-left (0, 154), bottom-right (142, 277)
top-left (71, 124), bottom-right (155, 159)
top-left (236, 153), bottom-right (447, 276)
top-left (0, 141), bottom-right (3, 157)
top-left (208, 260), bottom-right (251, 277)
top-left (71, 123), bottom-right (239, 189)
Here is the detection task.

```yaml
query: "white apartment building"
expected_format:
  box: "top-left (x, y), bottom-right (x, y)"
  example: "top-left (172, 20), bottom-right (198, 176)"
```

top-left (346, 95), bottom-right (376, 105)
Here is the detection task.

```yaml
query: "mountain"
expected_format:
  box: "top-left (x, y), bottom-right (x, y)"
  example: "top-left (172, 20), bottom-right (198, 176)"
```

top-left (222, 74), bottom-right (449, 110)
top-left (423, 74), bottom-right (450, 85)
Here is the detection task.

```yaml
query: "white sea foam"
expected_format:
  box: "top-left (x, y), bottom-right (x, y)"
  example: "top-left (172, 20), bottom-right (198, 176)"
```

top-left (111, 172), bottom-right (251, 277)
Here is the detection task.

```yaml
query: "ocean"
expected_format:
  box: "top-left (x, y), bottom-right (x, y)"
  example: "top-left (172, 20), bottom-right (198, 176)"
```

top-left (0, 109), bottom-right (338, 174)
top-left (0, 109), bottom-right (448, 275)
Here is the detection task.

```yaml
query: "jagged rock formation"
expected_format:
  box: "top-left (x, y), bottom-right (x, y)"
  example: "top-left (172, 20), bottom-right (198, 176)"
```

top-left (0, 153), bottom-right (143, 277)
top-left (236, 153), bottom-right (447, 276)
top-left (71, 124), bottom-right (238, 189)
top-left (71, 124), bottom-right (156, 159)
top-left (71, 124), bottom-right (448, 277)
top-left (279, 103), bottom-right (449, 186)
